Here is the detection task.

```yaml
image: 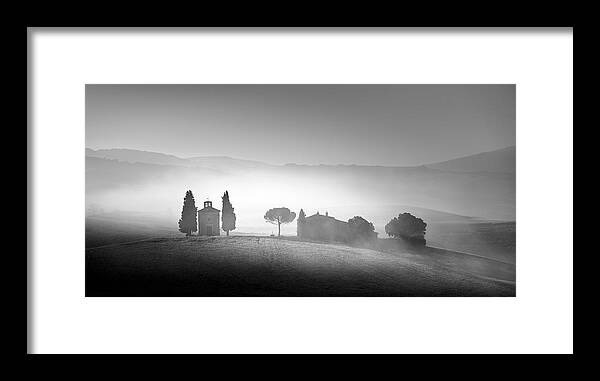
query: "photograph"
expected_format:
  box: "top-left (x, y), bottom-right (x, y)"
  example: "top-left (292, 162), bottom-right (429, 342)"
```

top-left (85, 84), bottom-right (516, 297)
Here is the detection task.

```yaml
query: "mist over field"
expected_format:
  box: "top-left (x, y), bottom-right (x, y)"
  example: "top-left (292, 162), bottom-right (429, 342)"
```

top-left (85, 147), bottom-right (516, 267)
top-left (86, 147), bottom-right (515, 233)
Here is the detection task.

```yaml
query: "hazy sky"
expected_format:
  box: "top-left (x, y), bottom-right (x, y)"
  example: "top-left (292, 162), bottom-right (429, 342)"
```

top-left (86, 84), bottom-right (515, 166)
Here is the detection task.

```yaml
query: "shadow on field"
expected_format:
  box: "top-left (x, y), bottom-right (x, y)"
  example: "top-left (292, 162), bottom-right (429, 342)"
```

top-left (86, 235), bottom-right (515, 297)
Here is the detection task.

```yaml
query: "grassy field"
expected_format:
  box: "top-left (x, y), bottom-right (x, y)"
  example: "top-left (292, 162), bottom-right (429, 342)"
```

top-left (424, 221), bottom-right (516, 264)
top-left (86, 235), bottom-right (515, 297)
top-left (85, 212), bottom-right (176, 248)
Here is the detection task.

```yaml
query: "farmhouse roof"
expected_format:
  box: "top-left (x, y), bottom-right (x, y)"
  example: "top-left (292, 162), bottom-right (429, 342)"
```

top-left (306, 213), bottom-right (345, 224)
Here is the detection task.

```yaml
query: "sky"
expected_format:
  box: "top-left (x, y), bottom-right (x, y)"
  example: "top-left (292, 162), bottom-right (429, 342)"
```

top-left (86, 84), bottom-right (515, 166)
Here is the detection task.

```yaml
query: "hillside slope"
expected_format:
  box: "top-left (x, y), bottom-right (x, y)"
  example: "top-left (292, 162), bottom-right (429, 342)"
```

top-left (86, 236), bottom-right (515, 297)
top-left (426, 146), bottom-right (515, 173)
top-left (86, 148), bottom-right (273, 172)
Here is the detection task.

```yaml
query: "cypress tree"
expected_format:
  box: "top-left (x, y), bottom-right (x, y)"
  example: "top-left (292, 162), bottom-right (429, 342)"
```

top-left (221, 190), bottom-right (236, 236)
top-left (297, 208), bottom-right (306, 238)
top-left (178, 190), bottom-right (198, 236)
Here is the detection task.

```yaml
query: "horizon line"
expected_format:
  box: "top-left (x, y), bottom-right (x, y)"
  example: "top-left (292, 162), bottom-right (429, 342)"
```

top-left (85, 144), bottom-right (516, 168)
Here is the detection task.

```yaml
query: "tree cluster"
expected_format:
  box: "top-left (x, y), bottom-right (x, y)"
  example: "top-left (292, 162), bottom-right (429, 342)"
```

top-left (385, 212), bottom-right (427, 243)
top-left (347, 216), bottom-right (377, 243)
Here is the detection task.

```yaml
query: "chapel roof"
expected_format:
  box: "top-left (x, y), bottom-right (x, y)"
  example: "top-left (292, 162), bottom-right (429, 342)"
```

top-left (199, 206), bottom-right (220, 213)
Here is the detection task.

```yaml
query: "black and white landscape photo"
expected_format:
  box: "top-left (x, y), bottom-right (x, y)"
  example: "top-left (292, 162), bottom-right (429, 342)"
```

top-left (85, 84), bottom-right (516, 297)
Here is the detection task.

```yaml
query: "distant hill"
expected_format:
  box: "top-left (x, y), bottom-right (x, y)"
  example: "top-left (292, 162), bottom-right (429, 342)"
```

top-left (86, 148), bottom-right (192, 167)
top-left (426, 146), bottom-right (515, 174)
top-left (186, 156), bottom-right (273, 172)
top-left (86, 148), bottom-right (273, 173)
top-left (87, 146), bottom-right (516, 174)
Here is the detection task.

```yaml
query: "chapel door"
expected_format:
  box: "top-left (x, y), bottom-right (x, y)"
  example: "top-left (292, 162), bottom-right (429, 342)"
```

top-left (206, 225), bottom-right (213, 236)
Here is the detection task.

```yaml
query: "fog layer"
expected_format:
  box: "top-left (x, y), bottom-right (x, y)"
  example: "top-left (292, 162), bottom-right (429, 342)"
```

top-left (86, 148), bottom-right (515, 236)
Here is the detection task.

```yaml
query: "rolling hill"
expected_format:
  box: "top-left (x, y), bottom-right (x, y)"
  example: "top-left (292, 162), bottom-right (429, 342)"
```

top-left (86, 235), bottom-right (515, 297)
top-left (86, 148), bottom-right (273, 173)
top-left (426, 146), bottom-right (515, 173)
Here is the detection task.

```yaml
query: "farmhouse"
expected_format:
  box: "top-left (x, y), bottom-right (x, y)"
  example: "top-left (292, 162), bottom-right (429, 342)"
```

top-left (198, 200), bottom-right (220, 236)
top-left (300, 211), bottom-right (350, 243)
